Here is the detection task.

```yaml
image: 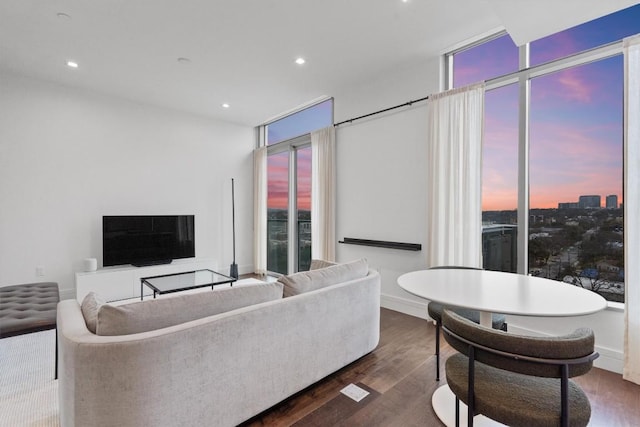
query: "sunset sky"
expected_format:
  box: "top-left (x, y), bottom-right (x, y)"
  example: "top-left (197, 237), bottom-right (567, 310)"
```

top-left (455, 5), bottom-right (640, 211)
top-left (267, 5), bottom-right (640, 213)
top-left (267, 148), bottom-right (312, 211)
top-left (266, 100), bottom-right (331, 211)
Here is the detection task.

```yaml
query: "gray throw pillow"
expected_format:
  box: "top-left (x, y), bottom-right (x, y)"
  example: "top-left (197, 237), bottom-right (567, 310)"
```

top-left (95, 282), bottom-right (283, 336)
top-left (278, 258), bottom-right (368, 297)
top-left (80, 291), bottom-right (106, 333)
top-left (309, 259), bottom-right (338, 270)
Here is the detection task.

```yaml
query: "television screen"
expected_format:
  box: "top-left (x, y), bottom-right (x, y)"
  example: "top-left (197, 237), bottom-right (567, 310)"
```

top-left (103, 215), bottom-right (195, 267)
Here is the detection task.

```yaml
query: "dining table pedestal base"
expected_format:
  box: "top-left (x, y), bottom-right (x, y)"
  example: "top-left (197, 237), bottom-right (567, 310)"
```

top-left (432, 384), bottom-right (505, 427)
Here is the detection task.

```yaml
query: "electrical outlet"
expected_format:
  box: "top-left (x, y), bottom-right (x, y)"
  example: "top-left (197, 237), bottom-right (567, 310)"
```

top-left (36, 266), bottom-right (45, 277)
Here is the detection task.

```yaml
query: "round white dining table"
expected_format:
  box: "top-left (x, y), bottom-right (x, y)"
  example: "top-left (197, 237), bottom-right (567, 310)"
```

top-left (397, 268), bottom-right (608, 427)
top-left (398, 268), bottom-right (607, 326)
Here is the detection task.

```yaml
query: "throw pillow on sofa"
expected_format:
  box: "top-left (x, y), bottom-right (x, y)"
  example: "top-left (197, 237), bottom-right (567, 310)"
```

top-left (278, 258), bottom-right (368, 297)
top-left (80, 291), bottom-right (106, 333)
top-left (309, 259), bottom-right (338, 270)
top-left (88, 282), bottom-right (283, 336)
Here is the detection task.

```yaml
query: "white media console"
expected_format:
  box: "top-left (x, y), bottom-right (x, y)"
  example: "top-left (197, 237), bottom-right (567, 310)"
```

top-left (75, 258), bottom-right (218, 302)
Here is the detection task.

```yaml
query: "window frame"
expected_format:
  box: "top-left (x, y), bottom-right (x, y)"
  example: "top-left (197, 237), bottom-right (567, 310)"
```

top-left (263, 98), bottom-right (334, 146)
top-left (265, 134), bottom-right (311, 276)
top-left (260, 98), bottom-right (334, 275)
top-left (446, 32), bottom-right (626, 298)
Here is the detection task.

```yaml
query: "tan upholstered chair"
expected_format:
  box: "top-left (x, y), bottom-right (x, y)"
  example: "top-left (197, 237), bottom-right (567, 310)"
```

top-left (442, 309), bottom-right (597, 427)
top-left (427, 266), bottom-right (506, 381)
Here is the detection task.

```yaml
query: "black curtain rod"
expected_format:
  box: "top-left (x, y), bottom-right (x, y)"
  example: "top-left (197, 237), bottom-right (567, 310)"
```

top-left (334, 95), bottom-right (430, 127)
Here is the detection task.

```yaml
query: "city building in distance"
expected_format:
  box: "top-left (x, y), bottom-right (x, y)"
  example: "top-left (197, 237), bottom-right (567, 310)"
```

top-left (579, 195), bottom-right (601, 208)
top-left (558, 195), bottom-right (608, 209)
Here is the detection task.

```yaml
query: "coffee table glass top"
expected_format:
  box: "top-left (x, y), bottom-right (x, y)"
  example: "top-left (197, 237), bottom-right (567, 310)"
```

top-left (141, 269), bottom-right (235, 296)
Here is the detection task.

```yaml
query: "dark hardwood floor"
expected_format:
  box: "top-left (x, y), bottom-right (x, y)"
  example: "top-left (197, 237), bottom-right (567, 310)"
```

top-left (241, 307), bottom-right (640, 427)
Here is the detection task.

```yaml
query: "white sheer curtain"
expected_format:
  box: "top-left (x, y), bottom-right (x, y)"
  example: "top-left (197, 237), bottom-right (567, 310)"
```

top-left (623, 34), bottom-right (640, 385)
top-left (311, 126), bottom-right (336, 261)
top-left (253, 146), bottom-right (268, 275)
top-left (426, 83), bottom-right (485, 268)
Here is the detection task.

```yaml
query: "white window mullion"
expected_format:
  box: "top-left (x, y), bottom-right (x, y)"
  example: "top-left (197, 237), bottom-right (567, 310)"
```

top-left (517, 75), bottom-right (530, 275)
top-left (288, 149), bottom-right (297, 275)
top-left (516, 43), bottom-right (530, 275)
top-left (445, 53), bottom-right (454, 90)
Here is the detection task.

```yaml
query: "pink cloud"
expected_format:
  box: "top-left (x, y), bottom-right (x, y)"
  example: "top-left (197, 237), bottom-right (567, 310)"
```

top-left (482, 97), bottom-right (622, 211)
top-left (529, 122), bottom-right (622, 208)
top-left (533, 67), bottom-right (595, 104)
top-left (556, 70), bottom-right (592, 102)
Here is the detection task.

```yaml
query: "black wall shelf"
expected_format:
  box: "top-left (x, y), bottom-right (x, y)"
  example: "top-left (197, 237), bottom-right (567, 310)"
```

top-left (338, 237), bottom-right (422, 251)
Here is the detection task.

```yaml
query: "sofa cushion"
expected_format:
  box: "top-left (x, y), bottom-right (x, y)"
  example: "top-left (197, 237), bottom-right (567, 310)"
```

top-left (95, 282), bottom-right (283, 336)
top-left (80, 291), bottom-right (106, 334)
top-left (309, 259), bottom-right (338, 270)
top-left (279, 258), bottom-right (368, 297)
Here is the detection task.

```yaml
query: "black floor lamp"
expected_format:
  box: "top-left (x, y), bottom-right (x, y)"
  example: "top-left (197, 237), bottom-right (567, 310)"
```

top-left (229, 178), bottom-right (239, 279)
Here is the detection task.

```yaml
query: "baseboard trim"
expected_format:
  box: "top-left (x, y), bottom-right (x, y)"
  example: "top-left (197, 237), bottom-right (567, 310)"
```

top-left (381, 294), bottom-right (428, 320)
top-left (381, 292), bottom-right (624, 374)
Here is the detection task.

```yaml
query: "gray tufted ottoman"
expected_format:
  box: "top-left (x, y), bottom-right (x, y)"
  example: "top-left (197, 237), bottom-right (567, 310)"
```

top-left (0, 281), bottom-right (60, 378)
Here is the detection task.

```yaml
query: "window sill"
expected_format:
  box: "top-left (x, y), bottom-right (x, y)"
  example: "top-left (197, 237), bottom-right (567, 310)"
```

top-left (607, 301), bottom-right (624, 312)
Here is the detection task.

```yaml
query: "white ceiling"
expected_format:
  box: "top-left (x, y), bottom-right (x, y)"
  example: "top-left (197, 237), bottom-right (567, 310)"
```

top-left (0, 1), bottom-right (636, 126)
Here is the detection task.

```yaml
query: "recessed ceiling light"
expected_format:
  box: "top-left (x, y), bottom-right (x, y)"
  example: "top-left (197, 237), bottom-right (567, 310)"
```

top-left (295, 57), bottom-right (306, 65)
top-left (57, 12), bottom-right (71, 20)
top-left (177, 57), bottom-right (191, 64)
top-left (222, 103), bottom-right (230, 109)
top-left (66, 61), bottom-right (78, 68)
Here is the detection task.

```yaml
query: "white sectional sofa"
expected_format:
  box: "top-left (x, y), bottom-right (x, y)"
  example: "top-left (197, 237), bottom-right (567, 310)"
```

top-left (57, 259), bottom-right (380, 427)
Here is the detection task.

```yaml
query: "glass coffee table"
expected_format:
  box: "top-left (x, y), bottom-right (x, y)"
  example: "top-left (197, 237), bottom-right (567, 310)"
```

top-left (140, 269), bottom-right (236, 300)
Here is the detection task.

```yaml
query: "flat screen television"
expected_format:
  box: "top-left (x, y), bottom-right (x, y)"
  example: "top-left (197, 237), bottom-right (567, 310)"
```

top-left (103, 215), bottom-right (195, 267)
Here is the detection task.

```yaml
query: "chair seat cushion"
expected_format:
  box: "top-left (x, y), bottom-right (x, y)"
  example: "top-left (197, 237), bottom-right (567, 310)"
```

top-left (0, 282), bottom-right (59, 338)
top-left (445, 353), bottom-right (591, 427)
top-left (428, 301), bottom-right (505, 329)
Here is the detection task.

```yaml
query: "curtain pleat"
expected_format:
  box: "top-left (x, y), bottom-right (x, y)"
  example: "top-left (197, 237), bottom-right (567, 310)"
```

top-left (623, 34), bottom-right (640, 385)
top-left (253, 146), bottom-right (268, 275)
top-left (311, 126), bottom-right (336, 262)
top-left (426, 83), bottom-right (485, 268)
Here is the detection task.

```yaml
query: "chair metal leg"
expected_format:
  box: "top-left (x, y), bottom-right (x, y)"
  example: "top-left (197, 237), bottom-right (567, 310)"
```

top-left (455, 396), bottom-right (460, 427)
top-left (561, 364), bottom-right (569, 427)
top-left (435, 321), bottom-right (441, 381)
top-left (468, 346), bottom-right (475, 427)
top-left (55, 326), bottom-right (58, 380)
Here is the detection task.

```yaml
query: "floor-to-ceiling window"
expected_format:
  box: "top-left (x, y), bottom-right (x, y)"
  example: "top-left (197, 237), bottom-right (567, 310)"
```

top-left (447, 4), bottom-right (640, 302)
top-left (528, 58), bottom-right (623, 301)
top-left (264, 99), bottom-right (333, 275)
top-left (266, 151), bottom-right (289, 274)
top-left (482, 83), bottom-right (519, 273)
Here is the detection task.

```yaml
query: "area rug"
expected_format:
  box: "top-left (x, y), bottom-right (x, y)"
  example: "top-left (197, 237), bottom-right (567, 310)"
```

top-left (0, 329), bottom-right (58, 426)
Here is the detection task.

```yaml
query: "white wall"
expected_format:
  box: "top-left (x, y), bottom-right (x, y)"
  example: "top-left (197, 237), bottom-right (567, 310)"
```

top-left (332, 57), bottom-right (626, 374)
top-left (335, 105), bottom-right (429, 306)
top-left (333, 56), bottom-right (441, 311)
top-left (0, 71), bottom-right (255, 299)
